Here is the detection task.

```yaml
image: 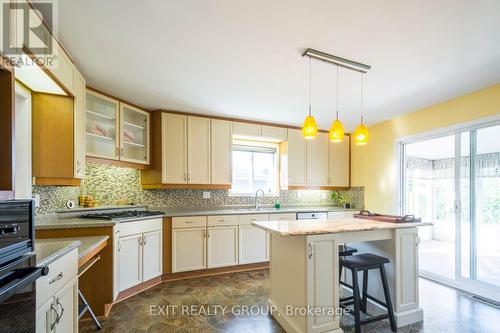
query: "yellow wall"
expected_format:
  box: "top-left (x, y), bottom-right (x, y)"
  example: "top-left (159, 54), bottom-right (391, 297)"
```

top-left (351, 83), bottom-right (500, 214)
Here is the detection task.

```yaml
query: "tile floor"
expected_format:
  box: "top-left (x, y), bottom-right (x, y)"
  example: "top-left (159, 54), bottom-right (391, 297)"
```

top-left (80, 269), bottom-right (500, 333)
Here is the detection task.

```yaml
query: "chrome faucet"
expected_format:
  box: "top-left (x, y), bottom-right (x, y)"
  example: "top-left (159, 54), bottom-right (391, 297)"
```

top-left (254, 189), bottom-right (265, 209)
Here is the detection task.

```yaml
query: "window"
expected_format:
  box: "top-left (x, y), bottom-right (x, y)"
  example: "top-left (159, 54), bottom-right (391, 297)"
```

top-left (231, 140), bottom-right (279, 195)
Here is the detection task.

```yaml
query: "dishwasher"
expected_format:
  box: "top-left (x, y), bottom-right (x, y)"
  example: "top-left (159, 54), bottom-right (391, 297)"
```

top-left (296, 211), bottom-right (328, 220)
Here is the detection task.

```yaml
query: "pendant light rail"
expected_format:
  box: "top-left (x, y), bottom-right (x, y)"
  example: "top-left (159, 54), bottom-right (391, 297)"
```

top-left (302, 48), bottom-right (371, 73)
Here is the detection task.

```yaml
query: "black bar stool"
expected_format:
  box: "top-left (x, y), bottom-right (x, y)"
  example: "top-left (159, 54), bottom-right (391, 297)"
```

top-left (339, 253), bottom-right (396, 333)
top-left (339, 245), bottom-right (357, 288)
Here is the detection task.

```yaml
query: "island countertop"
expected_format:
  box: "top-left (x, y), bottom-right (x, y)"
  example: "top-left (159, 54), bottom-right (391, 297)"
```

top-left (253, 217), bottom-right (432, 236)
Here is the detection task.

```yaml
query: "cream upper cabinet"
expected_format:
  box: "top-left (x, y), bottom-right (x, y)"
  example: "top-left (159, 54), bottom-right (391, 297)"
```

top-left (286, 129), bottom-right (307, 185)
top-left (188, 116), bottom-right (210, 184)
top-left (306, 132), bottom-right (329, 186)
top-left (120, 103), bottom-right (150, 164)
top-left (73, 69), bottom-right (86, 178)
top-left (50, 41), bottom-right (74, 94)
top-left (162, 113), bottom-right (187, 183)
top-left (211, 119), bottom-right (232, 185)
top-left (328, 135), bottom-right (350, 187)
top-left (262, 125), bottom-right (287, 141)
top-left (233, 122), bottom-right (261, 137)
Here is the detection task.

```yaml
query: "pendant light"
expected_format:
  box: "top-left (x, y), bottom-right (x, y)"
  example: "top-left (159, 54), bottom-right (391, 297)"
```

top-left (302, 56), bottom-right (318, 139)
top-left (329, 65), bottom-right (345, 142)
top-left (354, 73), bottom-right (369, 145)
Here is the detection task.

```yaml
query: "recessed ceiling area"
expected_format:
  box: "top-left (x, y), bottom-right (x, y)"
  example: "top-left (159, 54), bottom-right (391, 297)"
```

top-left (56, 0), bottom-right (500, 131)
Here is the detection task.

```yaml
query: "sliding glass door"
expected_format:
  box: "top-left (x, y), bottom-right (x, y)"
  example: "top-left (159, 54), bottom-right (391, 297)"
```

top-left (401, 122), bottom-right (500, 297)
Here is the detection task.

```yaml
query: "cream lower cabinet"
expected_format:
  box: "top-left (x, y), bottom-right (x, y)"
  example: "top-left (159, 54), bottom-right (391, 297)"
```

top-left (36, 249), bottom-right (78, 333)
top-left (238, 214), bottom-right (269, 264)
top-left (172, 227), bottom-right (207, 272)
top-left (207, 226), bottom-right (238, 268)
top-left (117, 219), bottom-right (162, 292)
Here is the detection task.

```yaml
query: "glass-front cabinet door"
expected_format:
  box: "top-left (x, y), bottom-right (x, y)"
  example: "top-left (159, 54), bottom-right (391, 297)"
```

top-left (85, 90), bottom-right (120, 159)
top-left (119, 103), bottom-right (150, 164)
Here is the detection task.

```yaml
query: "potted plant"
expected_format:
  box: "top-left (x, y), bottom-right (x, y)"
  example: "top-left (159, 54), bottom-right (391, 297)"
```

top-left (331, 191), bottom-right (352, 209)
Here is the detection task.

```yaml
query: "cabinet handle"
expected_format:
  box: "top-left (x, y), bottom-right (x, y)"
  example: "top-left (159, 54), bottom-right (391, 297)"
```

top-left (185, 221), bottom-right (193, 224)
top-left (308, 243), bottom-right (313, 259)
top-left (218, 219), bottom-right (224, 223)
top-left (117, 240), bottom-right (121, 252)
top-left (48, 272), bottom-right (63, 284)
top-left (138, 235), bottom-right (143, 245)
top-left (50, 303), bottom-right (59, 330)
top-left (115, 147), bottom-right (120, 157)
top-left (76, 161), bottom-right (81, 173)
top-left (143, 235), bottom-right (147, 245)
top-left (416, 235), bottom-right (421, 247)
top-left (120, 147), bottom-right (124, 157)
top-left (202, 230), bottom-right (206, 238)
top-left (208, 230), bottom-right (211, 238)
top-left (55, 298), bottom-right (65, 324)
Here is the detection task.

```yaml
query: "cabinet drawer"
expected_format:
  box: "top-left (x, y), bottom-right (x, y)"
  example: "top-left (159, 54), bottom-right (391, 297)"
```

top-left (172, 216), bottom-right (207, 229)
top-left (269, 213), bottom-right (296, 221)
top-left (36, 248), bottom-right (78, 310)
top-left (120, 218), bottom-right (162, 237)
top-left (208, 215), bottom-right (238, 227)
top-left (238, 214), bottom-right (269, 225)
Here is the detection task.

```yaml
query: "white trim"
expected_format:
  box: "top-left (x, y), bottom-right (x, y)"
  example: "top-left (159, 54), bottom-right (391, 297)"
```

top-left (420, 272), bottom-right (500, 303)
top-left (14, 82), bottom-right (32, 199)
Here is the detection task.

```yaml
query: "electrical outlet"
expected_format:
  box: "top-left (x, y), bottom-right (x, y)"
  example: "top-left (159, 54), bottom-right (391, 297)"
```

top-left (203, 191), bottom-right (211, 199)
top-left (33, 194), bottom-right (40, 207)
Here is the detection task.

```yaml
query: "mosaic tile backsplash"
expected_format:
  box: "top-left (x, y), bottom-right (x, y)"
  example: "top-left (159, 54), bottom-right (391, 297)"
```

top-left (33, 163), bottom-right (364, 215)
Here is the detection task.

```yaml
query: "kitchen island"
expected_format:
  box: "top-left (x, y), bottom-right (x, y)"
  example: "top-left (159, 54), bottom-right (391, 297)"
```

top-left (253, 218), bottom-right (431, 333)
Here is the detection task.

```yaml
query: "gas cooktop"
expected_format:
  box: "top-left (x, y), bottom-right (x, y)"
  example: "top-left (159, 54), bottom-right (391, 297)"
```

top-left (79, 210), bottom-right (164, 220)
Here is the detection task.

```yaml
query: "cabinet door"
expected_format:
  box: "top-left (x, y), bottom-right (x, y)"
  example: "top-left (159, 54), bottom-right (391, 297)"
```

top-left (36, 297), bottom-right (55, 333)
top-left (54, 277), bottom-right (78, 333)
top-left (238, 225), bottom-right (269, 264)
top-left (287, 129), bottom-right (306, 185)
top-left (113, 226), bottom-right (120, 301)
top-left (172, 227), bottom-right (206, 272)
top-left (232, 122), bottom-right (261, 137)
top-left (261, 125), bottom-right (287, 141)
top-left (120, 103), bottom-right (150, 164)
top-left (142, 230), bottom-right (162, 281)
top-left (187, 116), bottom-right (210, 184)
top-left (211, 119), bottom-right (232, 185)
top-left (85, 90), bottom-right (120, 160)
top-left (118, 234), bottom-right (143, 291)
top-left (207, 226), bottom-right (238, 268)
top-left (162, 113), bottom-right (187, 183)
top-left (50, 41), bottom-right (74, 93)
top-left (306, 235), bottom-right (340, 333)
top-left (73, 69), bottom-right (86, 178)
top-left (306, 132), bottom-right (329, 186)
top-left (328, 135), bottom-right (350, 187)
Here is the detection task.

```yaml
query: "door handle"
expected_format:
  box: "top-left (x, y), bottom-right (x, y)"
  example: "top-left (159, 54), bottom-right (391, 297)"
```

top-left (48, 272), bottom-right (63, 284)
top-left (308, 243), bottom-right (314, 259)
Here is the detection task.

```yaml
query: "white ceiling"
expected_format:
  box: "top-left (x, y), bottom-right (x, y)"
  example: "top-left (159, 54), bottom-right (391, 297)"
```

top-left (56, 0), bottom-right (500, 131)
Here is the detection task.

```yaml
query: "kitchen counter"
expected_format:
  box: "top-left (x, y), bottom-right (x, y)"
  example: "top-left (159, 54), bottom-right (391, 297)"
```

top-left (156, 205), bottom-right (357, 217)
top-left (34, 236), bottom-right (109, 267)
top-left (34, 238), bottom-right (81, 267)
top-left (253, 217), bottom-right (432, 236)
top-left (35, 214), bottom-right (164, 230)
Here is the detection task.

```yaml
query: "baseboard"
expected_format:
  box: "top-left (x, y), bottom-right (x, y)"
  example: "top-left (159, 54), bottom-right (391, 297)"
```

top-left (115, 276), bottom-right (163, 303)
top-left (163, 262), bottom-right (269, 282)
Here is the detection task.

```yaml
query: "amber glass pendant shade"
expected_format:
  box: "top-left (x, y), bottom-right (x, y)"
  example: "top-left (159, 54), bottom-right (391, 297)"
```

top-left (302, 115), bottom-right (318, 139)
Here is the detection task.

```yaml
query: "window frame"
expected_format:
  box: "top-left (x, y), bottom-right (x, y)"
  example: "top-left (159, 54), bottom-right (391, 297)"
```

top-left (229, 139), bottom-right (280, 197)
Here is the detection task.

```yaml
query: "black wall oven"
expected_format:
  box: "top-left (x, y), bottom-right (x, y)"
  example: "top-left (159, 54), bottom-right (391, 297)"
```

top-left (0, 200), bottom-right (47, 333)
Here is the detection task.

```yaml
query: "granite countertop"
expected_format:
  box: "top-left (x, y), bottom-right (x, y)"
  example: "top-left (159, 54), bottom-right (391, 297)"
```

top-left (34, 239), bottom-right (81, 267)
top-left (35, 215), bottom-right (117, 230)
top-left (156, 205), bottom-right (358, 217)
top-left (34, 236), bottom-right (109, 267)
top-left (55, 204), bottom-right (147, 214)
top-left (252, 217), bottom-right (432, 236)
